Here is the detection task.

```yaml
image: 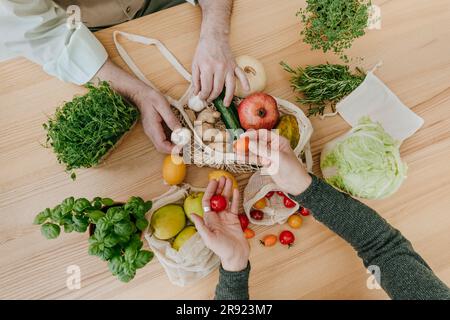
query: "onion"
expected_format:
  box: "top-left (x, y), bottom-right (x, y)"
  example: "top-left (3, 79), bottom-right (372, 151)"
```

top-left (235, 55), bottom-right (267, 98)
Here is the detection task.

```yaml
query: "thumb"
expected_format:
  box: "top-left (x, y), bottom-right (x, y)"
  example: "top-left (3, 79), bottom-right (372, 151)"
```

top-left (191, 213), bottom-right (214, 242)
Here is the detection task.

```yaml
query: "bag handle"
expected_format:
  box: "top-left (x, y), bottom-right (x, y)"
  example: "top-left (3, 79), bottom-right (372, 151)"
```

top-left (113, 31), bottom-right (192, 107)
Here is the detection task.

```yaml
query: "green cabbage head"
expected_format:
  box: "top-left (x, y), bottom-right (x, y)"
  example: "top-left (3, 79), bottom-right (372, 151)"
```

top-left (320, 117), bottom-right (407, 199)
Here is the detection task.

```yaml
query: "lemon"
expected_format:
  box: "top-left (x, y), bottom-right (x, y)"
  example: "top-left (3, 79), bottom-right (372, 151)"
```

top-left (162, 155), bottom-right (186, 185)
top-left (208, 170), bottom-right (238, 189)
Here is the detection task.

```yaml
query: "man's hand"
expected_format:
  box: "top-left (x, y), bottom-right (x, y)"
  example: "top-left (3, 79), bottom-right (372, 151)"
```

top-left (194, 0), bottom-right (249, 106)
top-left (95, 59), bottom-right (180, 153)
top-left (191, 177), bottom-right (250, 272)
top-left (132, 88), bottom-right (181, 153)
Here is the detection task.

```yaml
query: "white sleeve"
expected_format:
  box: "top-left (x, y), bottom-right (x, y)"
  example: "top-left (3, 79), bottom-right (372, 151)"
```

top-left (0, 0), bottom-right (108, 85)
top-left (185, 0), bottom-right (198, 5)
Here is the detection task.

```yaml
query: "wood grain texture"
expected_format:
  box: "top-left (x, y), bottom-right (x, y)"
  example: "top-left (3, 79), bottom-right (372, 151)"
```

top-left (0, 0), bottom-right (449, 299)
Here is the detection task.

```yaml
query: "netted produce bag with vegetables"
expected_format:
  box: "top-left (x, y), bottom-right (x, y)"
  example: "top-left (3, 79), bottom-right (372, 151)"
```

top-left (144, 185), bottom-right (220, 286)
top-left (113, 31), bottom-right (313, 174)
top-left (320, 117), bottom-right (408, 199)
top-left (243, 171), bottom-right (300, 225)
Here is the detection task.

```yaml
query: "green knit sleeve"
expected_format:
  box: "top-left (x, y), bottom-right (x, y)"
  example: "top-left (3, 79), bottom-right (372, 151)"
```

top-left (214, 263), bottom-right (250, 300)
top-left (291, 174), bottom-right (450, 300)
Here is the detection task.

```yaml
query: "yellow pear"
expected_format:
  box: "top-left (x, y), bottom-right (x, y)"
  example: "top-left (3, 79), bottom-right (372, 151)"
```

top-left (172, 226), bottom-right (197, 251)
top-left (150, 204), bottom-right (186, 240)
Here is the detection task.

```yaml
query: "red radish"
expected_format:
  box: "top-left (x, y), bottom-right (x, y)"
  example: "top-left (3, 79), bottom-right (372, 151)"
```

top-left (238, 214), bottom-right (249, 231)
top-left (276, 191), bottom-right (285, 196)
top-left (237, 93), bottom-right (280, 130)
top-left (265, 191), bottom-right (275, 199)
top-left (283, 196), bottom-right (296, 208)
top-left (210, 195), bottom-right (227, 212)
top-left (299, 207), bottom-right (310, 216)
top-left (250, 209), bottom-right (264, 220)
top-left (279, 230), bottom-right (295, 247)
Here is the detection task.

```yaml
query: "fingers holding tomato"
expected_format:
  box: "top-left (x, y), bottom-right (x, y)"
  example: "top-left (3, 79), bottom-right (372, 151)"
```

top-left (210, 194), bottom-right (227, 212)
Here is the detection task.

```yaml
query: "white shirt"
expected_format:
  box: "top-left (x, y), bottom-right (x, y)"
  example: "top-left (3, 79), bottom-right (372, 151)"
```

top-left (0, 0), bottom-right (196, 85)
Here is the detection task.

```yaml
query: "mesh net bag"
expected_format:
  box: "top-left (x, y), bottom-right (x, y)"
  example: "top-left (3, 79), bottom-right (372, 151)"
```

top-left (143, 185), bottom-right (220, 287)
top-left (243, 171), bottom-right (300, 225)
top-left (114, 31), bottom-right (313, 174)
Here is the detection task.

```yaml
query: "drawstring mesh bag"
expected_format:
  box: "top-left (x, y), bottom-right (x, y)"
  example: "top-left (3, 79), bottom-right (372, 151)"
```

top-left (243, 171), bottom-right (300, 225)
top-left (114, 31), bottom-right (313, 173)
top-left (144, 184), bottom-right (220, 287)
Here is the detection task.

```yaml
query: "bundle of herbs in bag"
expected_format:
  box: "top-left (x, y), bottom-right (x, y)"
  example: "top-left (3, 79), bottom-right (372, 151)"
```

top-left (298, 0), bottom-right (371, 62)
top-left (43, 81), bottom-right (139, 179)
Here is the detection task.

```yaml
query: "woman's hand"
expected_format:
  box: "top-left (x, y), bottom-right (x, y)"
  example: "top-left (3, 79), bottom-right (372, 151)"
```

top-left (241, 129), bottom-right (312, 196)
top-left (190, 177), bottom-right (249, 272)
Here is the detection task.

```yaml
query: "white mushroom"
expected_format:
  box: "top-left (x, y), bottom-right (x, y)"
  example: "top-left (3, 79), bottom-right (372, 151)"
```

top-left (171, 127), bottom-right (192, 146)
top-left (188, 94), bottom-right (207, 112)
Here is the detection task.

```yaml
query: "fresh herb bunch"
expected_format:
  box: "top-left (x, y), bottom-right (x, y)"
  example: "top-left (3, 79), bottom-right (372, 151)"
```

top-left (281, 61), bottom-right (365, 117)
top-left (44, 81), bottom-right (139, 179)
top-left (298, 0), bottom-right (370, 62)
top-left (34, 196), bottom-right (153, 283)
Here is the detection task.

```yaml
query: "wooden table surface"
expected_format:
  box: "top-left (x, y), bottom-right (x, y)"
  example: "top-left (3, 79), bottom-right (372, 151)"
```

top-left (1, 0), bottom-right (449, 299)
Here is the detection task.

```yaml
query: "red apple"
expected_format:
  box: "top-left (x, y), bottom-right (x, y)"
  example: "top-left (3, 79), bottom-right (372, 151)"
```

top-left (238, 93), bottom-right (280, 130)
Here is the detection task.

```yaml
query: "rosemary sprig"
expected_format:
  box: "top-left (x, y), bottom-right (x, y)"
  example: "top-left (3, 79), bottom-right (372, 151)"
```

top-left (44, 81), bottom-right (139, 178)
top-left (298, 0), bottom-right (370, 62)
top-left (281, 62), bottom-right (365, 117)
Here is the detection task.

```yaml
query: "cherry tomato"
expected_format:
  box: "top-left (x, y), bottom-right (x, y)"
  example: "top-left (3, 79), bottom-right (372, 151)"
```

top-left (299, 207), bottom-right (310, 216)
top-left (244, 228), bottom-right (255, 239)
top-left (279, 230), bottom-right (295, 247)
top-left (250, 209), bottom-right (264, 220)
top-left (238, 214), bottom-right (249, 231)
top-left (265, 191), bottom-right (275, 199)
top-left (210, 195), bottom-right (227, 212)
top-left (260, 234), bottom-right (277, 247)
top-left (253, 198), bottom-right (267, 210)
top-left (276, 191), bottom-right (285, 196)
top-left (283, 196), bottom-right (297, 208)
top-left (288, 215), bottom-right (302, 229)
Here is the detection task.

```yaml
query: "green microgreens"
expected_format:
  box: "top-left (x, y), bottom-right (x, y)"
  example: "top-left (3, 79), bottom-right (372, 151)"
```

top-left (298, 0), bottom-right (370, 62)
top-left (43, 81), bottom-right (139, 179)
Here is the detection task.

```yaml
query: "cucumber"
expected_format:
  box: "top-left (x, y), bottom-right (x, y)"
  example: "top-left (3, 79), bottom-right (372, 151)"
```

top-left (213, 90), bottom-right (242, 140)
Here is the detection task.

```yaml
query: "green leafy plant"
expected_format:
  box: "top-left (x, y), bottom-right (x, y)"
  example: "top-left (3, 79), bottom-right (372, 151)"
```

top-left (298, 0), bottom-right (370, 62)
top-left (281, 62), bottom-right (365, 117)
top-left (43, 81), bottom-right (139, 180)
top-left (34, 196), bottom-right (153, 282)
top-left (321, 117), bottom-right (407, 199)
